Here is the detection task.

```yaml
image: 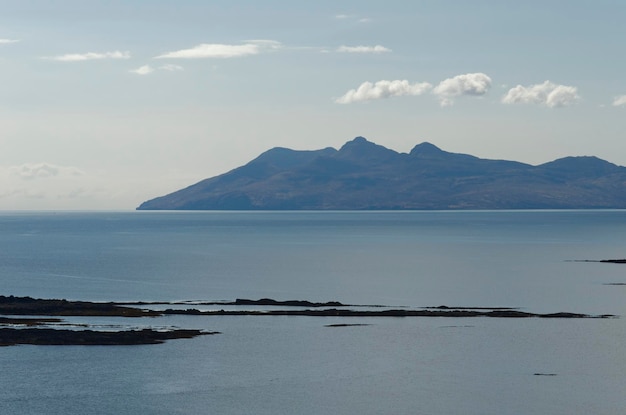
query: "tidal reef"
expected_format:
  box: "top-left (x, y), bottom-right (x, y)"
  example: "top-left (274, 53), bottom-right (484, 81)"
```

top-left (124, 298), bottom-right (352, 307)
top-left (0, 328), bottom-right (217, 346)
top-left (163, 308), bottom-right (614, 318)
top-left (325, 323), bottom-right (371, 327)
top-left (231, 298), bottom-right (345, 307)
top-left (572, 259), bottom-right (626, 264)
top-left (0, 317), bottom-right (62, 326)
top-left (0, 295), bottom-right (159, 317)
top-left (0, 296), bottom-right (213, 346)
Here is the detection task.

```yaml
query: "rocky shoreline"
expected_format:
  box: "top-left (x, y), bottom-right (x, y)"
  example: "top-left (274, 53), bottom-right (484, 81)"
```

top-left (162, 307), bottom-right (613, 318)
top-left (0, 295), bottom-right (617, 346)
top-left (0, 328), bottom-right (217, 346)
top-left (0, 295), bottom-right (159, 317)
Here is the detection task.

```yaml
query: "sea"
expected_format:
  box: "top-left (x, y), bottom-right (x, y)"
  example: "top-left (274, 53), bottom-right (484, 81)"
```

top-left (1, 210), bottom-right (625, 414)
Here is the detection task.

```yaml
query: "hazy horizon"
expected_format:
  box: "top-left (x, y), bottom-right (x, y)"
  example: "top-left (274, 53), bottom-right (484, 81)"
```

top-left (2, 1), bottom-right (625, 209)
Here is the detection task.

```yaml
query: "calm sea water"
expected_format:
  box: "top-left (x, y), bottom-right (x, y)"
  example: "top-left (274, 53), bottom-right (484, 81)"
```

top-left (1, 210), bottom-right (625, 414)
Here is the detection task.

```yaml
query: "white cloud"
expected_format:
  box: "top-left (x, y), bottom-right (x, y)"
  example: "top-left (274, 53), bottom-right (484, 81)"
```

top-left (337, 45), bottom-right (391, 54)
top-left (245, 39), bottom-right (282, 49)
top-left (0, 39), bottom-right (19, 44)
top-left (502, 80), bottom-right (580, 108)
top-left (130, 65), bottom-right (154, 75)
top-left (130, 64), bottom-right (184, 75)
top-left (612, 95), bottom-right (626, 107)
top-left (433, 72), bottom-right (492, 107)
top-left (155, 40), bottom-right (281, 59)
top-left (9, 163), bottom-right (84, 180)
top-left (48, 50), bottom-right (130, 62)
top-left (335, 80), bottom-right (432, 104)
top-left (335, 14), bottom-right (351, 19)
top-left (159, 64), bottom-right (184, 71)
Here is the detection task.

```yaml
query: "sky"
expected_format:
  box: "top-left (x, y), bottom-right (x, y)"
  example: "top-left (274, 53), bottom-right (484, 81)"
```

top-left (1, 0), bottom-right (625, 210)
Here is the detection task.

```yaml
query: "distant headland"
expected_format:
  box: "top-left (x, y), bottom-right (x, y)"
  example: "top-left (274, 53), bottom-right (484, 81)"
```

top-left (137, 137), bottom-right (626, 210)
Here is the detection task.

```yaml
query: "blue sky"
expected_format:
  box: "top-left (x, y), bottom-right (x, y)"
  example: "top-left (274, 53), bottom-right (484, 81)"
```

top-left (1, 0), bottom-right (625, 209)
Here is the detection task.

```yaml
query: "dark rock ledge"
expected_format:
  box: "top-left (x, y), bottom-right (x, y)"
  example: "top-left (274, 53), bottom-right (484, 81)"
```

top-left (0, 317), bottom-right (62, 326)
top-left (0, 328), bottom-right (217, 347)
top-left (162, 308), bottom-right (615, 319)
top-left (1, 295), bottom-right (615, 319)
top-left (0, 296), bottom-right (214, 346)
top-left (325, 323), bottom-right (371, 327)
top-left (0, 295), bottom-right (159, 317)
top-left (123, 298), bottom-right (376, 307)
top-left (571, 259), bottom-right (626, 264)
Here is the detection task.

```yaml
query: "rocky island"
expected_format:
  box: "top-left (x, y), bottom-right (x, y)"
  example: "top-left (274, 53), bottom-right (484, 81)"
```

top-left (138, 136), bottom-right (626, 210)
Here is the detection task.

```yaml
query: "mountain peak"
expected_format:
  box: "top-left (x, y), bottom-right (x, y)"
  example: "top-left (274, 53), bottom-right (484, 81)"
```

top-left (337, 137), bottom-right (399, 163)
top-left (409, 142), bottom-right (444, 157)
top-left (339, 136), bottom-right (373, 149)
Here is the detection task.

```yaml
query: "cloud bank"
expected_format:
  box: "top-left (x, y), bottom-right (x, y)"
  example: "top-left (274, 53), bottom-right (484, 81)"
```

top-left (0, 39), bottom-right (19, 44)
top-left (156, 40), bottom-right (281, 59)
top-left (337, 45), bottom-right (391, 53)
top-left (48, 51), bottom-right (130, 62)
top-left (502, 81), bottom-right (580, 108)
top-left (335, 80), bottom-right (432, 104)
top-left (432, 73), bottom-right (492, 106)
top-left (9, 163), bottom-right (84, 180)
top-left (612, 95), bottom-right (626, 107)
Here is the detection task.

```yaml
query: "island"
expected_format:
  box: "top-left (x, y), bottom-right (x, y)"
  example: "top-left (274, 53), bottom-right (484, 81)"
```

top-left (138, 136), bottom-right (626, 210)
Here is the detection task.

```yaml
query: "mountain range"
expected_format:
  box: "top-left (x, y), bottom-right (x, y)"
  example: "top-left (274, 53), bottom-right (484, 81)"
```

top-left (137, 137), bottom-right (626, 210)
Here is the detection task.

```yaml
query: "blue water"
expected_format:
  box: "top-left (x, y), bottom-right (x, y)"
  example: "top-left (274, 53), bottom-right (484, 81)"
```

top-left (1, 211), bottom-right (626, 414)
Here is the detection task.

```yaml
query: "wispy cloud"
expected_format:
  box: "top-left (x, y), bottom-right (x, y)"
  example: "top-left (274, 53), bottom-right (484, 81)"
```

top-left (47, 50), bottom-right (130, 62)
top-left (130, 65), bottom-right (154, 75)
top-left (155, 40), bottom-right (281, 59)
top-left (337, 45), bottom-right (391, 54)
top-left (9, 163), bottom-right (84, 180)
top-left (0, 189), bottom-right (45, 200)
top-left (502, 81), bottom-right (580, 108)
top-left (130, 64), bottom-right (185, 75)
top-left (160, 64), bottom-right (184, 71)
top-left (334, 14), bottom-right (371, 23)
top-left (335, 80), bottom-right (432, 104)
top-left (433, 73), bottom-right (492, 107)
top-left (612, 95), bottom-right (626, 107)
top-left (0, 39), bottom-right (19, 44)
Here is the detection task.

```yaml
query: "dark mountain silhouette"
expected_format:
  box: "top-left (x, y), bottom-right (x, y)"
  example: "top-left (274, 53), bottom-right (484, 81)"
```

top-left (137, 137), bottom-right (626, 210)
